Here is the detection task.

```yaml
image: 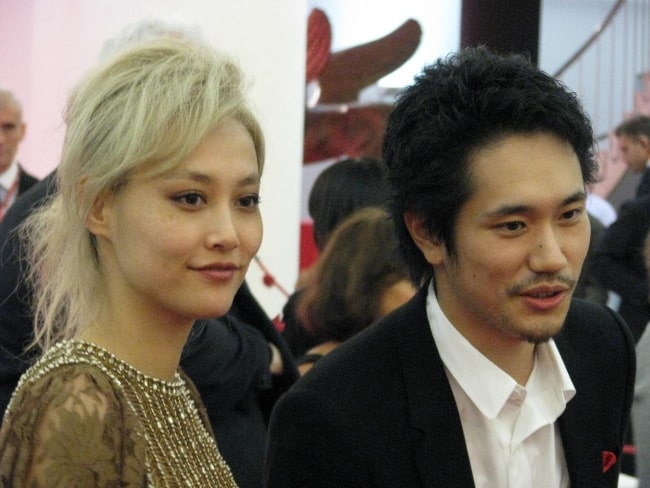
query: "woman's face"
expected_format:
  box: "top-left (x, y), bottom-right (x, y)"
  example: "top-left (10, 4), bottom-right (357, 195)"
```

top-left (87, 118), bottom-right (263, 325)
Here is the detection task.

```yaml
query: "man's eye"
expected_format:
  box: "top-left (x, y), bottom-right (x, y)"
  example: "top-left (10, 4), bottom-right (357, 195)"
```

top-left (499, 221), bottom-right (525, 232)
top-left (562, 208), bottom-right (583, 221)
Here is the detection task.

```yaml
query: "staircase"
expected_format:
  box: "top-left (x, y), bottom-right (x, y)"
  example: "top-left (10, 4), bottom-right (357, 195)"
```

top-left (553, 0), bottom-right (650, 208)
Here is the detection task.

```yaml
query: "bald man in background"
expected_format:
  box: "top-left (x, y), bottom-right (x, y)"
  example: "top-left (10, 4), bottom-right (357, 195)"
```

top-left (0, 89), bottom-right (38, 221)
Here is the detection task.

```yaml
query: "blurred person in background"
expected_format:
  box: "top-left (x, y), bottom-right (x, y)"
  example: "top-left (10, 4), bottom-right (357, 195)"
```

top-left (0, 88), bottom-right (38, 222)
top-left (294, 207), bottom-right (415, 375)
top-left (282, 156), bottom-right (389, 357)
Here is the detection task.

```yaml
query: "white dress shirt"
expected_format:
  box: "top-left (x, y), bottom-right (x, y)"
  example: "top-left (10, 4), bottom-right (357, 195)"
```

top-left (0, 160), bottom-right (20, 207)
top-left (426, 282), bottom-right (576, 488)
top-left (586, 193), bottom-right (617, 227)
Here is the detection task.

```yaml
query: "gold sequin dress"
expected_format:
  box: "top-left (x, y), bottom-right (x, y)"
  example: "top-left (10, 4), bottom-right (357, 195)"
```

top-left (0, 340), bottom-right (238, 487)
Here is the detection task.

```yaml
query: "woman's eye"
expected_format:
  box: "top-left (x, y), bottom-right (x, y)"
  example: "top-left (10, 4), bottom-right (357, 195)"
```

top-left (239, 194), bottom-right (260, 209)
top-left (174, 193), bottom-right (205, 206)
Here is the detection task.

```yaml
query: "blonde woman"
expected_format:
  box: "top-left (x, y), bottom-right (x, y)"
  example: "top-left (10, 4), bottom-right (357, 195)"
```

top-left (0, 38), bottom-right (264, 486)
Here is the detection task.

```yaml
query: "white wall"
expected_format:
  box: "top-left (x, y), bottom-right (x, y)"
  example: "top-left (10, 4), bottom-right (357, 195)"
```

top-left (0, 0), bottom-right (307, 318)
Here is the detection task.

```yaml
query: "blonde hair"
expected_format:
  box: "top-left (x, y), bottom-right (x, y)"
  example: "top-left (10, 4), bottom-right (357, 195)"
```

top-left (22, 38), bottom-right (264, 352)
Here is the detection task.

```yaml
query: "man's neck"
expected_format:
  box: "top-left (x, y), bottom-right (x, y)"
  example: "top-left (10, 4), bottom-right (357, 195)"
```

top-left (453, 321), bottom-right (537, 385)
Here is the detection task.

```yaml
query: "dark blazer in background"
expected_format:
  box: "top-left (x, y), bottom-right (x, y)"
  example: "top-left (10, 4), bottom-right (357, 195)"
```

top-left (265, 285), bottom-right (635, 488)
top-left (183, 281), bottom-right (299, 488)
top-left (16, 165), bottom-right (39, 195)
top-left (0, 173), bottom-right (55, 409)
top-left (636, 166), bottom-right (650, 198)
top-left (591, 194), bottom-right (650, 342)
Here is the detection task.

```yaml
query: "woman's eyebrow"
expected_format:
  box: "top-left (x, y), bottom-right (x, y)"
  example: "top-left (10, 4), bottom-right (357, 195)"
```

top-left (164, 170), bottom-right (260, 187)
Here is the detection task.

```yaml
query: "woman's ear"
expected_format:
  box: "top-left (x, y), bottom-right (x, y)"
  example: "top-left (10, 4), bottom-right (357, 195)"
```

top-left (403, 213), bottom-right (445, 265)
top-left (83, 181), bottom-right (112, 240)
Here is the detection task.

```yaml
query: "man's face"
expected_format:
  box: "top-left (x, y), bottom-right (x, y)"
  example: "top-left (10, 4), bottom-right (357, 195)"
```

top-left (617, 134), bottom-right (650, 173)
top-left (408, 133), bottom-right (590, 352)
top-left (0, 103), bottom-right (26, 174)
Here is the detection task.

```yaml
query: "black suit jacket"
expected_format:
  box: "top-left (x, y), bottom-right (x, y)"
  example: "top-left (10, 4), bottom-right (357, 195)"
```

top-left (17, 165), bottom-right (39, 195)
top-left (636, 167), bottom-right (650, 198)
top-left (591, 195), bottom-right (650, 342)
top-left (182, 282), bottom-right (298, 488)
top-left (265, 286), bottom-right (635, 488)
top-left (0, 174), bottom-right (55, 403)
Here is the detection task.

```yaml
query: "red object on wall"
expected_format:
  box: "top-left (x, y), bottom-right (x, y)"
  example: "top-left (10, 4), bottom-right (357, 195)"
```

top-left (303, 10), bottom-right (422, 164)
top-left (306, 9), bottom-right (332, 82)
top-left (299, 220), bottom-right (319, 271)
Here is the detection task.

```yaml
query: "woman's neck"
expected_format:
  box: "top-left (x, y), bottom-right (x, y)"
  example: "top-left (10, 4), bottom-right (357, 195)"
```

top-left (78, 316), bottom-right (193, 381)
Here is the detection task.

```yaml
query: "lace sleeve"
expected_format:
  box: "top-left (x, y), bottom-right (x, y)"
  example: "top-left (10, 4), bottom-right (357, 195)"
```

top-left (0, 366), bottom-right (147, 487)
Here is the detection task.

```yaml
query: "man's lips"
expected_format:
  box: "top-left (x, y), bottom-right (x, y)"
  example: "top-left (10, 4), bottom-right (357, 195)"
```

top-left (519, 286), bottom-right (569, 310)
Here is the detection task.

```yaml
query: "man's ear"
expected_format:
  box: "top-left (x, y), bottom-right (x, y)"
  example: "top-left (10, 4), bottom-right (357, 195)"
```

top-left (639, 134), bottom-right (650, 154)
top-left (403, 212), bottom-right (445, 265)
top-left (84, 183), bottom-right (113, 240)
top-left (17, 122), bottom-right (26, 143)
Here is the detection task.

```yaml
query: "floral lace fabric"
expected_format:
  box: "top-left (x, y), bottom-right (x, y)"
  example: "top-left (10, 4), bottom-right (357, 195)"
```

top-left (0, 341), bottom-right (237, 487)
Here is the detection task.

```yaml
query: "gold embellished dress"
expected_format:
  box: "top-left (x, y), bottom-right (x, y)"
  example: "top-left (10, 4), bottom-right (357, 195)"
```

top-left (0, 340), bottom-right (238, 487)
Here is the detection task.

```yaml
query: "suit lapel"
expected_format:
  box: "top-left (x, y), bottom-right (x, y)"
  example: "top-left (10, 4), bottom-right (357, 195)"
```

top-left (555, 329), bottom-right (593, 483)
top-left (394, 286), bottom-right (475, 487)
top-left (554, 301), bottom-right (625, 487)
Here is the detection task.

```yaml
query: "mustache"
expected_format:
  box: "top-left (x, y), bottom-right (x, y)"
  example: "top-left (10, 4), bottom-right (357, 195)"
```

top-left (507, 273), bottom-right (576, 295)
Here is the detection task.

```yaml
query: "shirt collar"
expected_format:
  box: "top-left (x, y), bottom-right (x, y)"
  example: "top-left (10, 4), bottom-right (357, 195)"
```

top-left (0, 160), bottom-right (19, 190)
top-left (528, 338), bottom-right (576, 423)
top-left (425, 281), bottom-right (575, 419)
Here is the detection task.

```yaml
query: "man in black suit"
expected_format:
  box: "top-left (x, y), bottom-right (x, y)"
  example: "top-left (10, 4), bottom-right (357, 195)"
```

top-left (614, 115), bottom-right (650, 198)
top-left (594, 116), bottom-right (650, 343)
top-left (265, 47), bottom-right (635, 487)
top-left (0, 89), bottom-right (38, 221)
top-left (591, 195), bottom-right (650, 342)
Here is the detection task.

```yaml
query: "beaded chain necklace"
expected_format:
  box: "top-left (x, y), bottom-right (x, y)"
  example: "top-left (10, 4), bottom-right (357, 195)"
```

top-left (16, 340), bottom-right (239, 487)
